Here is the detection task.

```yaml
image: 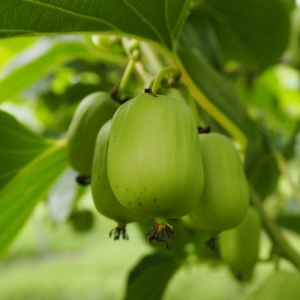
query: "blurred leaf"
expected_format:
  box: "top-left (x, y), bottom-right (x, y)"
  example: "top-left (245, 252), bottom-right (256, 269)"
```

top-left (0, 37), bottom-right (126, 102)
top-left (276, 214), bottom-right (300, 234)
top-left (247, 148), bottom-right (280, 200)
top-left (196, 0), bottom-right (290, 69)
top-left (0, 0), bottom-right (192, 51)
top-left (0, 110), bottom-right (49, 190)
top-left (124, 252), bottom-right (179, 300)
top-left (283, 120), bottom-right (300, 160)
top-left (178, 8), bottom-right (221, 69)
top-left (0, 141), bottom-right (68, 258)
top-left (0, 37), bottom-right (36, 68)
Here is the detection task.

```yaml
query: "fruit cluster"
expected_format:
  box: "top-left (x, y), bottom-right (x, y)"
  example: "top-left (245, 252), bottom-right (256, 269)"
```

top-left (66, 90), bottom-right (261, 279)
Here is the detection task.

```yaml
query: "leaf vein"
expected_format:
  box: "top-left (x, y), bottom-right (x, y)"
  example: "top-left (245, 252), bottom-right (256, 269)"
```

top-left (22, 0), bottom-right (122, 32)
top-left (122, 0), bottom-right (166, 47)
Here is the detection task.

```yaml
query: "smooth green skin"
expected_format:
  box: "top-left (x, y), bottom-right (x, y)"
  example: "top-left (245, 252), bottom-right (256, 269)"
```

top-left (219, 207), bottom-right (261, 278)
top-left (188, 133), bottom-right (249, 233)
top-left (107, 93), bottom-right (204, 219)
top-left (248, 271), bottom-right (300, 300)
top-left (67, 92), bottom-right (119, 175)
top-left (91, 120), bottom-right (151, 224)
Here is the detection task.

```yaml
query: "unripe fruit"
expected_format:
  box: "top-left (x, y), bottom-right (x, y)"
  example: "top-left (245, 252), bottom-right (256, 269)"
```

top-left (219, 207), bottom-right (261, 281)
top-left (248, 271), bottom-right (300, 300)
top-left (107, 93), bottom-right (204, 219)
top-left (67, 92), bottom-right (119, 176)
top-left (69, 209), bottom-right (94, 232)
top-left (91, 120), bottom-right (151, 238)
top-left (91, 34), bottom-right (120, 49)
top-left (187, 132), bottom-right (249, 234)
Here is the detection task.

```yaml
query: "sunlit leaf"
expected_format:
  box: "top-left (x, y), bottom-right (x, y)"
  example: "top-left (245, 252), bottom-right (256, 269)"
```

top-left (0, 141), bottom-right (68, 258)
top-left (0, 110), bottom-right (49, 190)
top-left (0, 37), bottom-right (126, 102)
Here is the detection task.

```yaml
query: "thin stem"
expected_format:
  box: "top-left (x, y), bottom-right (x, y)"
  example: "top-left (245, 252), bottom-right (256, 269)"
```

top-left (178, 83), bottom-right (203, 127)
top-left (152, 66), bottom-right (181, 94)
top-left (116, 47), bottom-right (141, 99)
top-left (249, 184), bottom-right (300, 270)
top-left (122, 39), bottom-right (153, 84)
top-left (118, 49), bottom-right (139, 96)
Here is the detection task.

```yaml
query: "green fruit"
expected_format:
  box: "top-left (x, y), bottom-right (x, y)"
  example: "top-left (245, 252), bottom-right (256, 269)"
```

top-left (107, 92), bottom-right (204, 219)
top-left (219, 207), bottom-right (261, 281)
top-left (69, 209), bottom-right (94, 232)
top-left (91, 120), bottom-right (151, 239)
top-left (67, 92), bottom-right (119, 176)
top-left (187, 132), bottom-right (249, 234)
top-left (91, 34), bottom-right (120, 49)
top-left (248, 271), bottom-right (300, 300)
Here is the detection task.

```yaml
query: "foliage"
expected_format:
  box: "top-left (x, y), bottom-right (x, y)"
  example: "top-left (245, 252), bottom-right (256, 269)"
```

top-left (1, 0), bottom-right (300, 299)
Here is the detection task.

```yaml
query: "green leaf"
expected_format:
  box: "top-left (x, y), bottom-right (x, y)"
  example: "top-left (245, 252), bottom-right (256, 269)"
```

top-left (0, 141), bottom-right (68, 258)
top-left (0, 110), bottom-right (49, 190)
top-left (0, 37), bottom-right (36, 68)
top-left (178, 9), bottom-right (221, 68)
top-left (124, 252), bottom-right (179, 300)
top-left (0, 37), bottom-right (126, 102)
top-left (248, 151), bottom-right (279, 200)
top-left (0, 0), bottom-right (192, 51)
top-left (195, 0), bottom-right (290, 69)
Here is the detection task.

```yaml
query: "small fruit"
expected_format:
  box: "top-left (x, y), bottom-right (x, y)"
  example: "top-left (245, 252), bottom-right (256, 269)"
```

top-left (107, 92), bottom-right (204, 247)
top-left (91, 120), bottom-right (151, 239)
top-left (187, 132), bottom-right (249, 235)
top-left (69, 209), bottom-right (94, 232)
top-left (67, 92), bottom-right (119, 176)
top-left (91, 34), bottom-right (120, 49)
top-left (219, 207), bottom-right (261, 281)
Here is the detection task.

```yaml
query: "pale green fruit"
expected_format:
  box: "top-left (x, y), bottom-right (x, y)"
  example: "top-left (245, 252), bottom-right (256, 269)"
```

top-left (67, 92), bottom-right (119, 176)
top-left (188, 133), bottom-right (249, 234)
top-left (248, 271), bottom-right (300, 300)
top-left (91, 120), bottom-right (151, 225)
top-left (220, 207), bottom-right (261, 281)
top-left (107, 93), bottom-right (204, 219)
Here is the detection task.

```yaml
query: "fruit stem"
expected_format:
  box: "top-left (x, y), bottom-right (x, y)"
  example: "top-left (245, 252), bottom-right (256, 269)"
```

top-left (249, 184), bottom-right (300, 269)
top-left (117, 48), bottom-right (140, 99)
top-left (152, 66), bottom-right (181, 95)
